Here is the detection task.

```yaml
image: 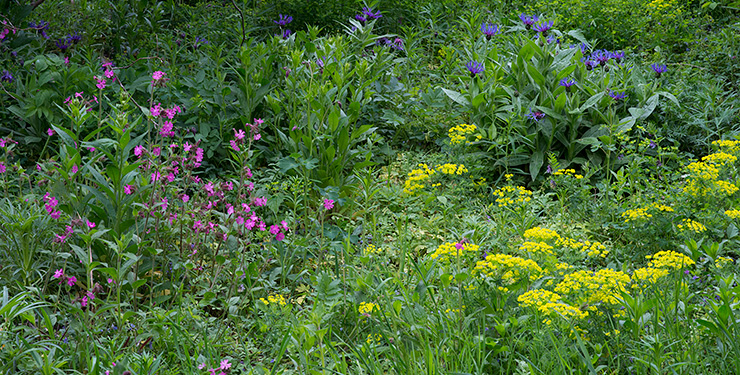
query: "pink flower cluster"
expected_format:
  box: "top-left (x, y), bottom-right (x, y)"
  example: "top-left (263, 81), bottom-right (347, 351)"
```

top-left (323, 198), bottom-right (335, 210)
top-left (43, 192), bottom-right (62, 219)
top-left (53, 268), bottom-right (77, 286)
top-left (151, 71), bottom-right (167, 86)
top-left (198, 358), bottom-right (231, 375)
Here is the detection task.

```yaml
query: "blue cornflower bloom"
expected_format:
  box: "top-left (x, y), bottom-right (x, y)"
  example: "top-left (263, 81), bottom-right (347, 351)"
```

top-left (519, 14), bottom-right (539, 29)
top-left (650, 63), bottom-right (667, 77)
top-left (582, 59), bottom-right (598, 71)
top-left (391, 37), bottom-right (404, 51)
top-left (533, 20), bottom-right (553, 35)
top-left (1, 70), bottom-right (12, 83)
top-left (194, 36), bottom-right (210, 49)
top-left (465, 60), bottom-right (484, 77)
top-left (67, 32), bottom-right (81, 44)
top-left (281, 29), bottom-right (292, 39)
top-left (525, 109), bottom-right (546, 122)
top-left (592, 50), bottom-right (610, 66)
top-left (610, 50), bottom-right (625, 63)
top-left (560, 78), bottom-right (576, 91)
top-left (274, 14), bottom-right (293, 26)
top-left (362, 6), bottom-right (382, 20)
top-left (55, 38), bottom-right (70, 52)
top-left (354, 14), bottom-right (367, 23)
top-left (481, 23), bottom-right (500, 40)
top-left (609, 90), bottom-right (627, 101)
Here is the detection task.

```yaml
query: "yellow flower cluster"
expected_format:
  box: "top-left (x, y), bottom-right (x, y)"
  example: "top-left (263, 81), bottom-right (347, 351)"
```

top-left (622, 208), bottom-right (651, 222)
top-left (683, 158), bottom-right (739, 199)
top-left (725, 209), bottom-right (740, 219)
top-left (448, 123), bottom-right (481, 145)
top-left (702, 152), bottom-right (737, 166)
top-left (260, 294), bottom-right (287, 306)
top-left (492, 185), bottom-right (533, 208)
top-left (524, 227), bottom-right (561, 243)
top-left (474, 254), bottom-right (543, 284)
top-left (366, 333), bottom-right (383, 345)
top-left (715, 256), bottom-right (735, 269)
top-left (359, 302), bottom-right (378, 314)
top-left (522, 226), bottom-right (608, 258)
top-left (712, 139), bottom-right (740, 155)
top-left (403, 164), bottom-right (435, 195)
top-left (554, 269), bottom-right (631, 305)
top-left (677, 218), bottom-right (707, 233)
top-left (631, 267), bottom-right (670, 288)
top-left (403, 163), bottom-right (469, 195)
top-left (555, 237), bottom-right (609, 258)
top-left (686, 161), bottom-right (719, 180)
top-left (363, 244), bottom-right (382, 255)
top-left (518, 290), bottom-right (589, 323)
top-left (621, 203), bottom-right (674, 223)
top-left (552, 168), bottom-right (584, 179)
top-left (430, 242), bottom-right (480, 263)
top-left (646, 250), bottom-right (695, 270)
top-left (519, 241), bottom-right (555, 257)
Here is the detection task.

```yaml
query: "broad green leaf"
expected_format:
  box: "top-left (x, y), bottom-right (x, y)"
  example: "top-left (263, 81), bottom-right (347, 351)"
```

top-left (441, 88), bottom-right (470, 106)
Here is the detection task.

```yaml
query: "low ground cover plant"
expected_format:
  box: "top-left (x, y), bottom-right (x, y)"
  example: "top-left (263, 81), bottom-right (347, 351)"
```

top-left (1, 0), bottom-right (739, 374)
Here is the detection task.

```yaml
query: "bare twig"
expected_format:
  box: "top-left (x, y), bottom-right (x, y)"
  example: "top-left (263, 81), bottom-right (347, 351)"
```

top-left (229, 0), bottom-right (246, 48)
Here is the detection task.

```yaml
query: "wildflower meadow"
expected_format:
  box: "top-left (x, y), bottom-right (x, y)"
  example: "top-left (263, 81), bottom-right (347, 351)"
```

top-left (0, 0), bottom-right (739, 374)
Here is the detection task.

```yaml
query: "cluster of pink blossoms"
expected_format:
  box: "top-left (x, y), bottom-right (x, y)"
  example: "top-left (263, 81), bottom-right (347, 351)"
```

top-left (230, 118), bottom-right (264, 151)
top-left (53, 268), bottom-right (77, 287)
top-left (43, 192), bottom-right (62, 219)
top-left (151, 71), bottom-right (167, 87)
top-left (151, 103), bottom-right (183, 138)
top-left (198, 359), bottom-right (231, 375)
top-left (63, 91), bottom-right (98, 111)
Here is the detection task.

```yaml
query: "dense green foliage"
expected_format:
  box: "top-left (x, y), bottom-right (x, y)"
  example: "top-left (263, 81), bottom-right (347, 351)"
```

top-left (1, 0), bottom-right (740, 374)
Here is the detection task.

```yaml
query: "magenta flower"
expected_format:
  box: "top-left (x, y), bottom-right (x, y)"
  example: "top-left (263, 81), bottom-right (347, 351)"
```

top-left (230, 140), bottom-right (240, 151)
top-left (151, 171), bottom-right (161, 183)
top-left (71, 165), bottom-right (78, 174)
top-left (66, 276), bottom-right (77, 286)
top-left (220, 359), bottom-right (232, 370)
top-left (254, 133), bottom-right (261, 141)
top-left (95, 77), bottom-right (106, 90)
top-left (234, 129), bottom-right (246, 140)
top-left (160, 120), bottom-right (175, 137)
top-left (269, 225), bottom-right (280, 235)
top-left (87, 220), bottom-right (96, 229)
top-left (152, 71), bottom-right (166, 81)
top-left (124, 184), bottom-right (134, 195)
top-left (182, 194), bottom-right (190, 202)
top-left (275, 232), bottom-right (285, 241)
top-left (0, 163), bottom-right (5, 174)
top-left (323, 199), bottom-right (335, 210)
top-left (134, 145), bottom-right (145, 157)
top-left (53, 268), bottom-right (64, 279)
top-left (47, 128), bottom-right (55, 136)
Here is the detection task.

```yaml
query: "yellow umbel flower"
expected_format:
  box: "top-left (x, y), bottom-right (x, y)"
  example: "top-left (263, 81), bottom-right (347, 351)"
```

top-left (260, 294), bottom-right (287, 306)
top-left (677, 218), bottom-right (707, 233)
top-left (646, 250), bottom-right (695, 270)
top-left (359, 301), bottom-right (378, 314)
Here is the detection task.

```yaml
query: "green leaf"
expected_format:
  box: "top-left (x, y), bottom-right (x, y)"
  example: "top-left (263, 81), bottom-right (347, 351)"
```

top-left (580, 92), bottom-right (604, 112)
top-left (554, 92), bottom-right (567, 112)
top-left (441, 88), bottom-right (470, 106)
top-left (527, 63), bottom-right (546, 87)
top-left (530, 151), bottom-right (544, 181)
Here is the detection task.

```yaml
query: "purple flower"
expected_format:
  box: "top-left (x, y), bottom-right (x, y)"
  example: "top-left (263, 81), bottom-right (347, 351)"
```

top-left (354, 14), bottom-right (367, 23)
top-left (649, 140), bottom-right (657, 148)
top-left (591, 50), bottom-right (610, 66)
top-left (194, 36), bottom-right (209, 49)
top-left (274, 14), bottom-right (293, 26)
top-left (323, 199), bottom-right (335, 210)
top-left (608, 90), bottom-right (627, 101)
top-left (610, 50), bottom-right (625, 63)
top-left (0, 70), bottom-right (12, 83)
top-left (582, 59), bottom-right (598, 71)
top-left (67, 32), bottom-right (81, 44)
top-left (525, 109), bottom-right (546, 122)
top-left (465, 60), bottom-right (484, 77)
top-left (533, 20), bottom-right (553, 35)
top-left (281, 29), bottom-right (292, 39)
top-left (481, 23), bottom-right (499, 39)
top-left (559, 78), bottom-right (576, 92)
top-left (56, 38), bottom-right (70, 53)
top-left (391, 37), bottom-right (404, 51)
top-left (362, 6), bottom-right (382, 20)
top-left (519, 14), bottom-right (539, 29)
top-left (650, 63), bottom-right (667, 77)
